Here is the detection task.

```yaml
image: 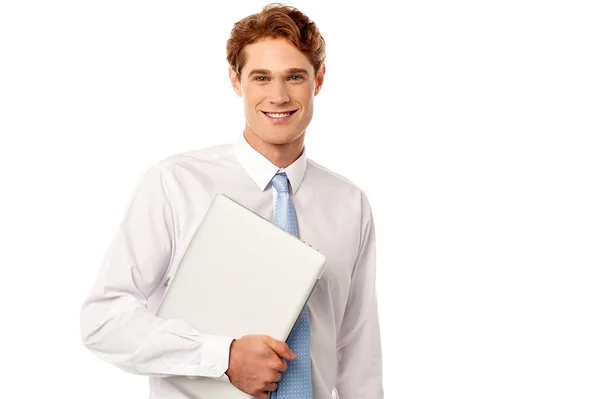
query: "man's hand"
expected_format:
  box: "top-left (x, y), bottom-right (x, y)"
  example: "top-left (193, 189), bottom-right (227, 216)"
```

top-left (225, 334), bottom-right (296, 399)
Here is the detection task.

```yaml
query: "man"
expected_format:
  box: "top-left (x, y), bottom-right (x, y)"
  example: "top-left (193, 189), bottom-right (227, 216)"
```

top-left (80, 3), bottom-right (383, 398)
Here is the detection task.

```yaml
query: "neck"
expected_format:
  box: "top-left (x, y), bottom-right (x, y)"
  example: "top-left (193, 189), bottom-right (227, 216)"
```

top-left (243, 128), bottom-right (305, 168)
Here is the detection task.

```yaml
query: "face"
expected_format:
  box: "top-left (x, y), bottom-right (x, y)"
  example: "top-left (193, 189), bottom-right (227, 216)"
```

top-left (229, 37), bottom-right (325, 146)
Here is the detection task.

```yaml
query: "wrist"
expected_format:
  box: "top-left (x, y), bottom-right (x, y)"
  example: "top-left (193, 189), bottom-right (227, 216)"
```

top-left (225, 339), bottom-right (237, 377)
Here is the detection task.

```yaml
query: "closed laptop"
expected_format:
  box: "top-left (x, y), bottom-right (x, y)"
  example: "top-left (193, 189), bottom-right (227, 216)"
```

top-left (156, 194), bottom-right (327, 399)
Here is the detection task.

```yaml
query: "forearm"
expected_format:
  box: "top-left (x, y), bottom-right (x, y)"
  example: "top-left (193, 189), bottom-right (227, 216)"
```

top-left (81, 292), bottom-right (234, 379)
top-left (336, 306), bottom-right (384, 398)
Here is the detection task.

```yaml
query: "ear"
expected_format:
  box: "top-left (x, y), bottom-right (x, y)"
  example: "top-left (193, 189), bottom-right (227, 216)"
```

top-left (314, 64), bottom-right (326, 96)
top-left (229, 68), bottom-right (242, 97)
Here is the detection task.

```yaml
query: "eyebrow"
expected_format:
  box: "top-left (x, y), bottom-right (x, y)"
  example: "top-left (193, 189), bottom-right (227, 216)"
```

top-left (248, 68), bottom-right (310, 77)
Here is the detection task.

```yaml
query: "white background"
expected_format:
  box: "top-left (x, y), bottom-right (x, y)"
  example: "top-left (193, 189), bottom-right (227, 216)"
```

top-left (1, 0), bottom-right (599, 398)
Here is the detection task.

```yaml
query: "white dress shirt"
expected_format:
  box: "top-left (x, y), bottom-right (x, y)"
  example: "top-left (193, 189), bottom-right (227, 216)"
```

top-left (80, 134), bottom-right (383, 399)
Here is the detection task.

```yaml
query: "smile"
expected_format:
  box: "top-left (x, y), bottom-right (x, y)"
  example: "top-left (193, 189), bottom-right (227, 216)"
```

top-left (261, 110), bottom-right (298, 123)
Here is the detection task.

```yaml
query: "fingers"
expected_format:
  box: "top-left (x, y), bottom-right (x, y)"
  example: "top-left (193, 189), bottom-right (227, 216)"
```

top-left (256, 370), bottom-right (281, 396)
top-left (265, 370), bottom-right (282, 384)
top-left (255, 380), bottom-right (278, 399)
top-left (265, 382), bottom-right (278, 392)
top-left (263, 335), bottom-right (296, 360)
top-left (269, 357), bottom-right (288, 372)
top-left (278, 359), bottom-right (288, 372)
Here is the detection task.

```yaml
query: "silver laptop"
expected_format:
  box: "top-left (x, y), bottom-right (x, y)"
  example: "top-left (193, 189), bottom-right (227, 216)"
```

top-left (156, 194), bottom-right (327, 399)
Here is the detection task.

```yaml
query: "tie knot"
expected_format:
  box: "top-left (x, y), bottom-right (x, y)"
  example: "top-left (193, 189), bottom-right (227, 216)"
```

top-left (271, 173), bottom-right (290, 193)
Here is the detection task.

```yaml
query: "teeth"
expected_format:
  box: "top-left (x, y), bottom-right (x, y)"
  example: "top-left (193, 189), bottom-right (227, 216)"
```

top-left (265, 112), bottom-right (291, 118)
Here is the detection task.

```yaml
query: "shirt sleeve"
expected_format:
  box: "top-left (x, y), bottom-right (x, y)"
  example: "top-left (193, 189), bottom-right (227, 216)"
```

top-left (335, 191), bottom-right (384, 398)
top-left (79, 162), bottom-right (234, 379)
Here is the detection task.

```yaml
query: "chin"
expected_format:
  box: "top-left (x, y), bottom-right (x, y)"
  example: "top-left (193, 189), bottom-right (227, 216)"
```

top-left (251, 128), bottom-right (305, 146)
top-left (262, 134), bottom-right (299, 145)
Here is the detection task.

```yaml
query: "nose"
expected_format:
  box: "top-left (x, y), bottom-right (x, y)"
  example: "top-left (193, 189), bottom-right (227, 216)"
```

top-left (269, 81), bottom-right (290, 106)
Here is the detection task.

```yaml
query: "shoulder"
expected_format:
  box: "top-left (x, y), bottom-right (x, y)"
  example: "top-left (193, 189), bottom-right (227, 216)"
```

top-left (163, 143), bottom-right (235, 169)
top-left (306, 157), bottom-right (370, 203)
top-left (145, 142), bottom-right (236, 176)
top-left (130, 143), bottom-right (236, 197)
top-left (306, 158), bottom-right (375, 258)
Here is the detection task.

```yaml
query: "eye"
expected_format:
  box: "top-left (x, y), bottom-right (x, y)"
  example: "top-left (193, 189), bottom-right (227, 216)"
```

top-left (289, 75), bottom-right (304, 82)
top-left (253, 76), bottom-right (269, 82)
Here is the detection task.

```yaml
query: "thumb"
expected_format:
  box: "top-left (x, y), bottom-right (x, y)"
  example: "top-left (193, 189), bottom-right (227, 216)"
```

top-left (264, 336), bottom-right (296, 360)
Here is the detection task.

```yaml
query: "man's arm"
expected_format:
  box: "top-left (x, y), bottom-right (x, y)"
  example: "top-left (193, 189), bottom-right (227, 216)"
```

top-left (79, 162), bottom-right (234, 379)
top-left (335, 191), bottom-right (384, 398)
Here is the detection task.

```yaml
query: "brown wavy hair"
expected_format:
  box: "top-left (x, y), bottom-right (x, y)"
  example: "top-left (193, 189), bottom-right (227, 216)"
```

top-left (226, 3), bottom-right (326, 78)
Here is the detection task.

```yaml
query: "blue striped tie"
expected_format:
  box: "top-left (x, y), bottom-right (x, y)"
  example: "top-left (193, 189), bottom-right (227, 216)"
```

top-left (269, 173), bottom-right (313, 399)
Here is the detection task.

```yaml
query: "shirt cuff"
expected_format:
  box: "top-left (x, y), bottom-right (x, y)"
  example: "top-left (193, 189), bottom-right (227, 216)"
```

top-left (200, 334), bottom-right (235, 378)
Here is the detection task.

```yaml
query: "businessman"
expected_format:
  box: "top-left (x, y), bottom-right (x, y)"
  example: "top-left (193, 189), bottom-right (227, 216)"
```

top-left (80, 3), bottom-right (383, 398)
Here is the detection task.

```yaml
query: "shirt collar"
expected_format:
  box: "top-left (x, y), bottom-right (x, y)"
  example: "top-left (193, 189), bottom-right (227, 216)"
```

top-left (233, 133), bottom-right (307, 195)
